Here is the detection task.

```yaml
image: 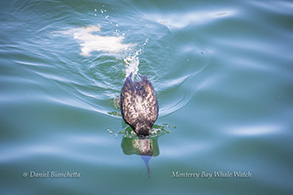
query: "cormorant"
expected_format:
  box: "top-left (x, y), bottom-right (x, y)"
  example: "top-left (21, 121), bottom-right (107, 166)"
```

top-left (121, 73), bottom-right (158, 138)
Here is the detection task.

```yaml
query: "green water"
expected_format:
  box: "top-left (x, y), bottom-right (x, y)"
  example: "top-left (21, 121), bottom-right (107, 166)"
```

top-left (1, 0), bottom-right (293, 194)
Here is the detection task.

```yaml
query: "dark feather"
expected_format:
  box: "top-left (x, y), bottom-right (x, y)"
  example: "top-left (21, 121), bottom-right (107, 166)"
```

top-left (121, 73), bottom-right (158, 137)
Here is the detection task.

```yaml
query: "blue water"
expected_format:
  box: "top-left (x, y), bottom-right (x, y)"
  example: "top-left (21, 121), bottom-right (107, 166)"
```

top-left (1, 0), bottom-right (293, 194)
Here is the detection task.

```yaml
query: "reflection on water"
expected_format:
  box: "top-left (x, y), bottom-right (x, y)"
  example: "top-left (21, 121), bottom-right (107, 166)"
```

top-left (121, 137), bottom-right (159, 156)
top-left (119, 124), bottom-right (171, 177)
top-left (121, 137), bottom-right (159, 177)
top-left (145, 9), bottom-right (237, 30)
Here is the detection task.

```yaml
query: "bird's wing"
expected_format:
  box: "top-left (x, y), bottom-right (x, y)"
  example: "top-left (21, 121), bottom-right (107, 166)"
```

top-left (140, 75), bottom-right (158, 125)
top-left (121, 73), bottom-right (138, 128)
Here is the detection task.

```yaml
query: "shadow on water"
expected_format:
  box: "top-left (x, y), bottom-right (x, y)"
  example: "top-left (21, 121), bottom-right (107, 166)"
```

top-left (119, 125), bottom-right (171, 177)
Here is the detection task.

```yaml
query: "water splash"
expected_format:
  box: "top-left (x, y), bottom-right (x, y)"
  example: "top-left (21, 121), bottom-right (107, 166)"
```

top-left (123, 48), bottom-right (143, 79)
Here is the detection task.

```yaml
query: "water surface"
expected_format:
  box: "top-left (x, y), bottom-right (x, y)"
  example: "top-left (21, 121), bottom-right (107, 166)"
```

top-left (0, 0), bottom-right (293, 194)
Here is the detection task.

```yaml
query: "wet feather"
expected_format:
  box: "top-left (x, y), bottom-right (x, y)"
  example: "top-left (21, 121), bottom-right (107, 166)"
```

top-left (121, 73), bottom-right (158, 137)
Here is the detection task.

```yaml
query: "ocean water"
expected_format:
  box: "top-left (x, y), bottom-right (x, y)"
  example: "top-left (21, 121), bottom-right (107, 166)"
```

top-left (0, 0), bottom-right (292, 194)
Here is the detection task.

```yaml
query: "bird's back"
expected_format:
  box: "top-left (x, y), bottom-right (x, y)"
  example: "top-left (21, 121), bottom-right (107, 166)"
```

top-left (121, 73), bottom-right (158, 136)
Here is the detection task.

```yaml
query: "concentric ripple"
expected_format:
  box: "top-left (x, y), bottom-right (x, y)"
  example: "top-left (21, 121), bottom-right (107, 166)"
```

top-left (46, 5), bottom-right (215, 118)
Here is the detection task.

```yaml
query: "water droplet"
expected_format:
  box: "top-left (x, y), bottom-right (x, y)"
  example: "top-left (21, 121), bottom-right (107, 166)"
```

top-left (107, 129), bottom-right (114, 134)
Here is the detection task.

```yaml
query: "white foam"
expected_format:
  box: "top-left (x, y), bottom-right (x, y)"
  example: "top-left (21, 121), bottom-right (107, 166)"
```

top-left (55, 25), bottom-right (143, 79)
top-left (59, 25), bottom-right (136, 56)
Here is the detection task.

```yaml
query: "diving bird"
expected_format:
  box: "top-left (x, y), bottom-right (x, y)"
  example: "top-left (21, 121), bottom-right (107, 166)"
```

top-left (121, 73), bottom-right (158, 138)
